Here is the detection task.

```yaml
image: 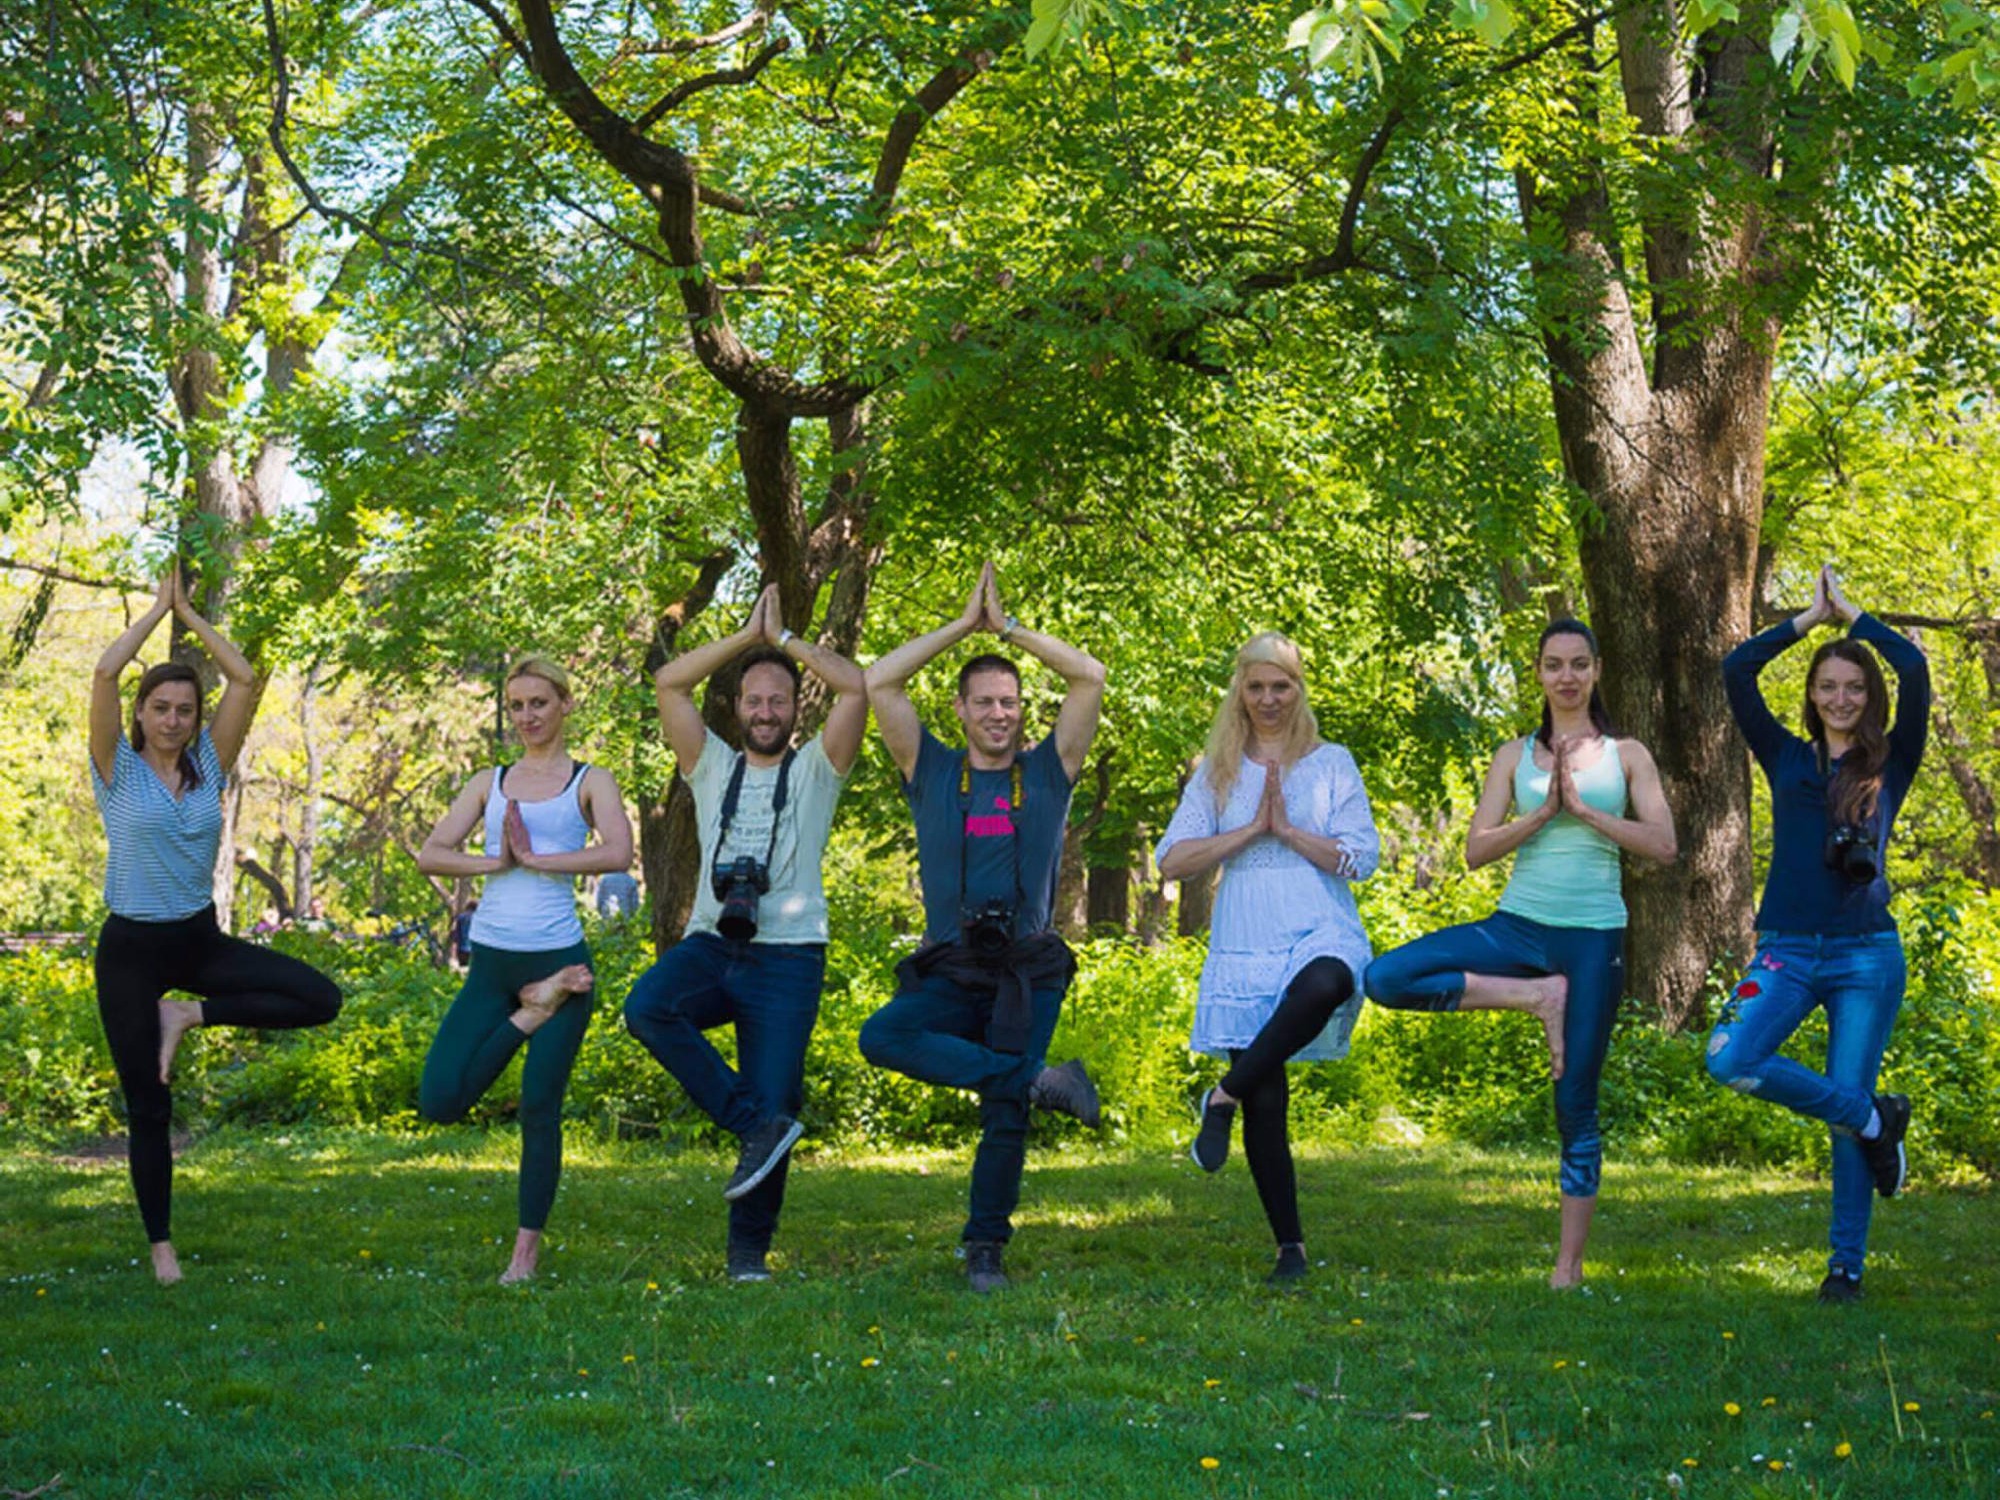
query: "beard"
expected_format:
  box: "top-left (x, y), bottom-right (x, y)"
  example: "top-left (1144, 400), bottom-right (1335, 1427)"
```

top-left (742, 718), bottom-right (794, 755)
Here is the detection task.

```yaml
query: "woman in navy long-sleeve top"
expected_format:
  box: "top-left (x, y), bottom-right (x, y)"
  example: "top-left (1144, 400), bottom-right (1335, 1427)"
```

top-left (1708, 564), bottom-right (1930, 1305)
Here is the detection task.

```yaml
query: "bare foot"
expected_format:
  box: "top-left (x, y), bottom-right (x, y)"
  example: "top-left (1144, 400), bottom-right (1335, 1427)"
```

top-left (1529, 975), bottom-right (1568, 1080)
top-left (1549, 1261), bottom-right (1584, 1290)
top-left (151, 1241), bottom-right (184, 1285)
top-left (512, 965), bottom-right (593, 1034)
top-left (157, 998), bottom-right (203, 1084)
top-left (498, 1228), bottom-right (541, 1285)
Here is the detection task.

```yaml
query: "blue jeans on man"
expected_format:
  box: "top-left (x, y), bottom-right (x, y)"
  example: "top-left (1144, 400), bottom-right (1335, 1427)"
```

top-left (858, 971), bottom-right (1068, 1243)
top-left (1705, 930), bottom-right (1905, 1275)
top-left (623, 932), bottom-right (826, 1251)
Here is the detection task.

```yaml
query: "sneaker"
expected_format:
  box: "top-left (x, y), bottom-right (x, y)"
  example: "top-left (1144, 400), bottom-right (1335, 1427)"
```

top-left (1190, 1088), bottom-right (1235, 1173)
top-left (965, 1239), bottom-right (1008, 1294)
top-left (1817, 1268), bottom-right (1863, 1304)
top-left (723, 1114), bottom-right (805, 1202)
top-left (1858, 1093), bottom-right (1911, 1199)
top-left (1029, 1060), bottom-right (1102, 1128)
top-left (726, 1239), bottom-right (771, 1284)
top-left (1267, 1244), bottom-right (1309, 1285)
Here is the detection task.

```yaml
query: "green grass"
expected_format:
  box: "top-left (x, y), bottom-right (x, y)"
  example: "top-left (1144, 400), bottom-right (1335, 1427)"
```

top-left (2, 1131), bottom-right (1995, 1498)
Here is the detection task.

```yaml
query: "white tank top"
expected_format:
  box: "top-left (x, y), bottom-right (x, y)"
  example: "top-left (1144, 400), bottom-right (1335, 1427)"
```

top-left (467, 761), bottom-right (591, 952)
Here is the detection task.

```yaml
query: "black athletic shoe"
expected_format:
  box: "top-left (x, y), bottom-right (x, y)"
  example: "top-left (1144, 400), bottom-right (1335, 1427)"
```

top-left (1190, 1089), bottom-right (1235, 1173)
top-left (1029, 1059), bottom-right (1103, 1128)
top-left (723, 1114), bottom-right (804, 1202)
top-left (1817, 1268), bottom-right (1863, 1304)
top-left (727, 1238), bottom-right (771, 1284)
top-left (1858, 1093), bottom-right (1911, 1199)
top-left (1266, 1244), bottom-right (1309, 1285)
top-left (965, 1239), bottom-right (1008, 1294)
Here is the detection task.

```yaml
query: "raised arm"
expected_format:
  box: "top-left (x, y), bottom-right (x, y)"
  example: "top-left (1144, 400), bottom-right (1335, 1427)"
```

top-left (171, 570), bottom-right (262, 773)
top-left (653, 593), bottom-right (766, 770)
top-left (865, 567), bottom-right (989, 780)
top-left (985, 569), bottom-right (1105, 782)
top-left (1835, 574), bottom-right (1930, 770)
top-left (416, 770), bottom-right (510, 877)
top-left (1724, 566), bottom-right (1833, 767)
top-left (90, 571), bottom-right (174, 784)
top-left (1464, 739), bottom-right (1560, 870)
top-left (1566, 739), bottom-right (1678, 864)
top-left (509, 766), bottom-right (635, 874)
top-left (765, 586), bottom-right (869, 775)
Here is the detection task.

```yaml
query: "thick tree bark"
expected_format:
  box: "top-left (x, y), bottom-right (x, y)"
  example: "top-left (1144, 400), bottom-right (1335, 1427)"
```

top-left (1174, 868), bottom-right (1215, 939)
top-left (1086, 861), bottom-right (1131, 933)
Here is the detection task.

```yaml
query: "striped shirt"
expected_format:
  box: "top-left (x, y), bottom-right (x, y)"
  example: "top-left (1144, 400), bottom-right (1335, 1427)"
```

top-left (92, 730), bottom-right (224, 921)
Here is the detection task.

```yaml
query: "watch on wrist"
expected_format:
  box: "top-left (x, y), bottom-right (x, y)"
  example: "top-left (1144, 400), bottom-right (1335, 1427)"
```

top-left (778, 627), bottom-right (797, 649)
top-left (1000, 614), bottom-right (1020, 641)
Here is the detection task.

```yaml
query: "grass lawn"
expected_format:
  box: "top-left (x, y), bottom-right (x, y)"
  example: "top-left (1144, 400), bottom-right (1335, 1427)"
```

top-left (1, 1130), bottom-right (1995, 1498)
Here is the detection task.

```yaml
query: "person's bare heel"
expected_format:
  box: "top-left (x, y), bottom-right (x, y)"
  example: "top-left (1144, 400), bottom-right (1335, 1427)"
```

top-left (157, 998), bottom-right (202, 1084)
top-left (499, 1227), bottom-right (541, 1285)
top-left (513, 965), bottom-right (593, 1034)
top-left (1531, 975), bottom-right (1569, 1080)
top-left (150, 1241), bottom-right (183, 1285)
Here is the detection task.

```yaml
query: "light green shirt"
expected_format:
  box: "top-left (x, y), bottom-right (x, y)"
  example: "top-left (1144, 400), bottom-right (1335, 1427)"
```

top-left (1498, 735), bottom-right (1628, 930)
top-left (685, 729), bottom-right (847, 945)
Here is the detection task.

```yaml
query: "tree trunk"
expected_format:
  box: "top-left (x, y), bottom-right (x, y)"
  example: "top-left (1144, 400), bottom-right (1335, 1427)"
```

top-left (1175, 868), bottom-right (1215, 938)
top-left (1085, 861), bottom-right (1131, 933)
top-left (294, 664), bottom-right (322, 914)
top-left (642, 776), bottom-right (701, 951)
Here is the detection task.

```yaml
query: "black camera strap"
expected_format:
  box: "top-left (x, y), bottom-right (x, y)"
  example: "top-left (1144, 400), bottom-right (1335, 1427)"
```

top-left (714, 746), bottom-right (796, 878)
top-left (957, 754), bottom-right (1025, 916)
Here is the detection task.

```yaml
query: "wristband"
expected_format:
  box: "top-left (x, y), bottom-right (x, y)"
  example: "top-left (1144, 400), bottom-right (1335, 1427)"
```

top-left (1000, 615), bottom-right (1020, 641)
top-left (778, 628), bottom-right (797, 649)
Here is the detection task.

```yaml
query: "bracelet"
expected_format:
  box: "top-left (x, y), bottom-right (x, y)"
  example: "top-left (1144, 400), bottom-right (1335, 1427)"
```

top-left (778, 627), bottom-right (797, 648)
top-left (1000, 614), bottom-right (1020, 641)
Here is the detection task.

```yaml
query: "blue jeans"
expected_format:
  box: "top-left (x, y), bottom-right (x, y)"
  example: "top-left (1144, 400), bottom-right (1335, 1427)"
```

top-left (622, 932), bottom-right (826, 1250)
top-left (857, 970), bottom-right (1067, 1244)
top-left (1705, 930), bottom-right (1905, 1275)
top-left (1364, 910), bottom-right (1625, 1199)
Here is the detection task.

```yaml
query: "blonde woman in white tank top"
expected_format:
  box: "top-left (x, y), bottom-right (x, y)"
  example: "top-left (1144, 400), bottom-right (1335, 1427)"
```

top-left (416, 656), bottom-right (633, 1283)
top-left (1363, 621), bottom-right (1676, 1288)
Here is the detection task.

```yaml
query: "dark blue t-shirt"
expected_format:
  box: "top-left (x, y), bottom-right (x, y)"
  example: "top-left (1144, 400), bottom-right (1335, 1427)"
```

top-left (905, 728), bottom-right (1075, 945)
top-left (1723, 613), bottom-right (1929, 935)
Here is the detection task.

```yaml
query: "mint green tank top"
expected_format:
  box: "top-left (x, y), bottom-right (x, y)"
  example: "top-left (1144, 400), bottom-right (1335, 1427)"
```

top-left (1497, 734), bottom-right (1628, 930)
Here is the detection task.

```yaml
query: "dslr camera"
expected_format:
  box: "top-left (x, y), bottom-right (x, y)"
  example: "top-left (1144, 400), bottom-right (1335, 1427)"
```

top-left (960, 899), bottom-right (1017, 958)
top-left (712, 855), bottom-right (772, 942)
top-left (1823, 823), bottom-right (1880, 884)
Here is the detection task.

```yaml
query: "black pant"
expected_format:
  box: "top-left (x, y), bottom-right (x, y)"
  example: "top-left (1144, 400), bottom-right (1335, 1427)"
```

top-left (1221, 957), bottom-right (1354, 1247)
top-left (95, 908), bottom-right (343, 1241)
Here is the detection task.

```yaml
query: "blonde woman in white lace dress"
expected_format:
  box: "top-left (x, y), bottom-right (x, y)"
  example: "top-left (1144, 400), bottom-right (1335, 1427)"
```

top-left (1156, 633), bottom-right (1379, 1283)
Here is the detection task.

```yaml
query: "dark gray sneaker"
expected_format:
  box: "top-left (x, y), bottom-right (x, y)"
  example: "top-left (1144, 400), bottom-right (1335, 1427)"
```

top-left (723, 1114), bottom-right (804, 1202)
top-left (1190, 1088), bottom-right (1235, 1173)
top-left (1029, 1060), bottom-right (1102, 1128)
top-left (1267, 1243), bottom-right (1309, 1286)
top-left (965, 1239), bottom-right (1008, 1294)
top-left (727, 1238), bottom-right (771, 1284)
top-left (1817, 1268), bottom-right (1862, 1304)
top-left (1858, 1093), bottom-right (1911, 1199)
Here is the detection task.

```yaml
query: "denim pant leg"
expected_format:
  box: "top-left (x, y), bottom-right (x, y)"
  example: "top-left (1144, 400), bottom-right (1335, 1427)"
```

top-left (1705, 939), bottom-right (1874, 1132)
top-left (1363, 912), bottom-right (1549, 1011)
top-left (1821, 934), bottom-right (1906, 1275)
top-left (965, 979), bottom-right (1069, 1245)
top-left (724, 943), bottom-right (827, 1250)
top-left (858, 972), bottom-right (1043, 1100)
top-left (622, 934), bottom-right (750, 1129)
top-left (1544, 926), bottom-right (1625, 1199)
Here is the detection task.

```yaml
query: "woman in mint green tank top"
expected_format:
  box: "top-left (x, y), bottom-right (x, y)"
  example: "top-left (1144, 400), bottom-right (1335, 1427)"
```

top-left (1364, 621), bottom-right (1677, 1288)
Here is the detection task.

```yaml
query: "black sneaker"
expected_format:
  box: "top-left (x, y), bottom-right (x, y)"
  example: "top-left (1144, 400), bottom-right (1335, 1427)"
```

top-left (1029, 1060), bottom-right (1102, 1128)
top-left (965, 1239), bottom-right (1008, 1294)
top-left (1190, 1088), bottom-right (1235, 1173)
top-left (1858, 1093), bottom-right (1911, 1199)
top-left (1267, 1244), bottom-right (1309, 1285)
top-left (723, 1114), bottom-right (804, 1202)
top-left (727, 1238), bottom-right (771, 1284)
top-left (1817, 1268), bottom-right (1863, 1304)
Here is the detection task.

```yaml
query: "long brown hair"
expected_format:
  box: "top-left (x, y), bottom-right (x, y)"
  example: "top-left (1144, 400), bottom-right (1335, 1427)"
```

top-left (1802, 639), bottom-right (1889, 825)
top-left (130, 662), bottom-right (205, 789)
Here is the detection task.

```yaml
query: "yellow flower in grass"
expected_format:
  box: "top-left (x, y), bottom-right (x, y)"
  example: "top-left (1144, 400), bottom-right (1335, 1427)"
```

top-left (1724, 1402), bottom-right (1742, 1416)
top-left (358, 1249), bottom-right (372, 1259)
top-left (577, 1368), bottom-right (588, 1377)
top-left (1834, 1441), bottom-right (1853, 1458)
top-left (1761, 1396), bottom-right (1777, 1407)
top-left (1680, 1459), bottom-right (1699, 1469)
top-left (1902, 1401), bottom-right (1920, 1413)
top-left (622, 1354), bottom-right (636, 1364)
top-left (1553, 1360), bottom-right (1569, 1370)
top-left (1721, 1330), bottom-right (1735, 1340)
top-left (1767, 1460), bottom-right (1785, 1472)
top-left (1204, 1378), bottom-right (1222, 1389)
top-left (1349, 1318), bottom-right (1364, 1327)
top-left (1199, 1457), bottom-right (1220, 1471)
top-left (861, 1357), bottom-right (879, 1368)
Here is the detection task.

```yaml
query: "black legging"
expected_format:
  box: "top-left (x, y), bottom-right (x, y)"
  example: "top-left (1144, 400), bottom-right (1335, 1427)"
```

top-left (95, 908), bottom-right (343, 1241)
top-left (1221, 957), bottom-right (1354, 1247)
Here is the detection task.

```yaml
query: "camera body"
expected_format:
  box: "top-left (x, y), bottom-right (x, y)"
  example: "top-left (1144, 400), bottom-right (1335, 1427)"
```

top-left (960, 899), bottom-right (1017, 958)
top-left (712, 855), bottom-right (772, 942)
top-left (1823, 822), bottom-right (1880, 884)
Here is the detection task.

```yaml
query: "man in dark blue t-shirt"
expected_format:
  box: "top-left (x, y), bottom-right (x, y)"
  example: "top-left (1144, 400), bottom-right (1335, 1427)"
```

top-left (859, 562), bottom-right (1107, 1292)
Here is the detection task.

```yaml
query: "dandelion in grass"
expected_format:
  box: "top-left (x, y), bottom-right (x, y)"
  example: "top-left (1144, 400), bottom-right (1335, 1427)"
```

top-left (1199, 1457), bottom-right (1220, 1471)
top-left (646, 1281), bottom-right (658, 1292)
top-left (622, 1354), bottom-right (636, 1365)
top-left (1834, 1441), bottom-right (1853, 1458)
top-left (1724, 1402), bottom-right (1742, 1416)
top-left (867, 1325), bottom-right (880, 1334)
top-left (359, 1249), bottom-right (371, 1259)
top-left (1349, 1318), bottom-right (1364, 1327)
top-left (1902, 1401), bottom-right (1919, 1413)
top-left (577, 1369), bottom-right (588, 1377)
top-left (1681, 1458), bottom-right (1699, 1468)
top-left (1721, 1330), bottom-right (1734, 1340)
top-left (861, 1357), bottom-right (879, 1368)
top-left (1761, 1396), bottom-right (1777, 1407)
top-left (1553, 1360), bottom-right (1568, 1370)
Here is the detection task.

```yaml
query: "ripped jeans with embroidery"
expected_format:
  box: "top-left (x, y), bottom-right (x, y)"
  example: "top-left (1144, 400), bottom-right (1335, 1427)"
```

top-left (1704, 930), bottom-right (1906, 1275)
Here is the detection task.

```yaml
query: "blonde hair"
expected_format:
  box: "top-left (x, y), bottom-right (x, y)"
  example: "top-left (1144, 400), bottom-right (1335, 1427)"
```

top-left (504, 654), bottom-right (573, 700)
top-left (1202, 632), bottom-right (1320, 810)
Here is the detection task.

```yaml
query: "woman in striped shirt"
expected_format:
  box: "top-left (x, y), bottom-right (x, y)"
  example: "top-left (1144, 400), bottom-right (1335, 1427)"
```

top-left (90, 568), bottom-right (342, 1284)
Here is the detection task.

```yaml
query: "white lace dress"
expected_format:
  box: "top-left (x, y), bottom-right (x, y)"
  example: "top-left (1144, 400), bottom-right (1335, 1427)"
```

top-left (1155, 744), bottom-right (1380, 1061)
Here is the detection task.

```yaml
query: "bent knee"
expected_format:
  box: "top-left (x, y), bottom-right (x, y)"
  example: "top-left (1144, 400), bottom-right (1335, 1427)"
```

top-left (1703, 1030), bottom-right (1759, 1091)
top-left (307, 981), bottom-right (344, 1026)
top-left (417, 1087), bottom-right (469, 1125)
top-left (857, 1011), bottom-right (900, 1068)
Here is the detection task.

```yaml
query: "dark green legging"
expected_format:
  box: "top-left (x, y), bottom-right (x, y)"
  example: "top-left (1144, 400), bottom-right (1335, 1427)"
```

top-left (418, 940), bottom-right (593, 1232)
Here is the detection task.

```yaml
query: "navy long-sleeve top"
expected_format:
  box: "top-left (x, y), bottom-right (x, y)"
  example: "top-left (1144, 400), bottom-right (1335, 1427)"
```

top-left (1723, 613), bottom-right (1930, 935)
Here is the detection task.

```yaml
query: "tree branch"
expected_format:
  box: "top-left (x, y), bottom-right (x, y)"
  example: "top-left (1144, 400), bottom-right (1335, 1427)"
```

top-left (634, 37), bottom-right (790, 133)
top-left (860, 42), bottom-right (1004, 253)
top-left (0, 557), bottom-right (131, 591)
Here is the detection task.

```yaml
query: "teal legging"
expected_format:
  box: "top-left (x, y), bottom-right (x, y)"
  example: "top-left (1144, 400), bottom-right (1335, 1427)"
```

top-left (419, 940), bottom-right (593, 1231)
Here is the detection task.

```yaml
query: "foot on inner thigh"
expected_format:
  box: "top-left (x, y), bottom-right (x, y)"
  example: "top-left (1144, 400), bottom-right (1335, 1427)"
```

top-left (1529, 975), bottom-right (1568, 1080)
top-left (150, 1240), bottom-right (183, 1285)
top-left (157, 997), bottom-right (203, 1084)
top-left (514, 965), bottom-right (594, 1034)
top-left (499, 1228), bottom-right (541, 1285)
